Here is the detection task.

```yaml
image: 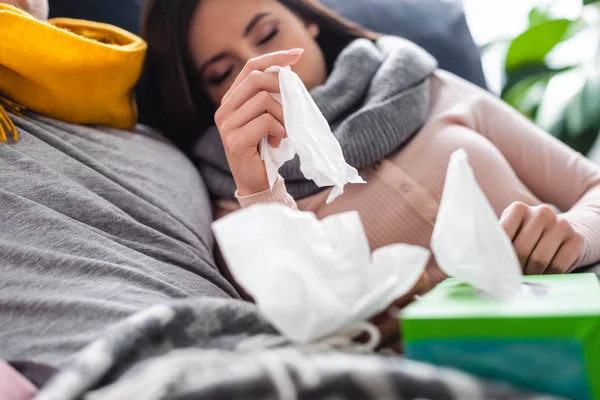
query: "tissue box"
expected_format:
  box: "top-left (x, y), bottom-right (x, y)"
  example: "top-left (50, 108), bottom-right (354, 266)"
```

top-left (402, 274), bottom-right (600, 400)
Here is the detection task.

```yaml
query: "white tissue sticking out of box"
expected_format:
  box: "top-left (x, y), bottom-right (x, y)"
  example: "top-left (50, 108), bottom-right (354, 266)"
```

top-left (431, 149), bottom-right (523, 298)
top-left (259, 66), bottom-right (365, 204)
top-left (213, 204), bottom-right (430, 343)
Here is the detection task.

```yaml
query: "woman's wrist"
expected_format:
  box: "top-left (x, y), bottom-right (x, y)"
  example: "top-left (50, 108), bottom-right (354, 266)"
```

top-left (236, 175), bottom-right (298, 210)
top-left (236, 183), bottom-right (270, 197)
top-left (561, 211), bottom-right (592, 268)
top-left (230, 161), bottom-right (270, 196)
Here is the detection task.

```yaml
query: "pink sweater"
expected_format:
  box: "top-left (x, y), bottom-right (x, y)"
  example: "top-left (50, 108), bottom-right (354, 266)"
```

top-left (0, 361), bottom-right (37, 400)
top-left (218, 70), bottom-right (600, 284)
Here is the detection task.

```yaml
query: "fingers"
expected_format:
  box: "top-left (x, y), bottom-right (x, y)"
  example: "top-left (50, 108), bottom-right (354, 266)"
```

top-left (219, 70), bottom-right (282, 113)
top-left (211, 50), bottom-right (302, 197)
top-left (267, 134), bottom-right (284, 149)
top-left (501, 202), bottom-right (586, 275)
top-left (500, 202), bottom-right (528, 241)
top-left (524, 226), bottom-right (563, 275)
top-left (512, 207), bottom-right (549, 268)
top-left (225, 91), bottom-right (284, 130)
top-left (371, 307), bottom-right (401, 349)
top-left (372, 272), bottom-right (430, 351)
top-left (234, 113), bottom-right (285, 152)
top-left (223, 114), bottom-right (281, 195)
top-left (548, 234), bottom-right (584, 274)
top-left (222, 49), bottom-right (304, 105)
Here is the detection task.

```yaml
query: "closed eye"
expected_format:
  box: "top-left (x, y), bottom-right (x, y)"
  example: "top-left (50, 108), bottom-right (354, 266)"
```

top-left (208, 68), bottom-right (233, 85)
top-left (257, 28), bottom-right (278, 46)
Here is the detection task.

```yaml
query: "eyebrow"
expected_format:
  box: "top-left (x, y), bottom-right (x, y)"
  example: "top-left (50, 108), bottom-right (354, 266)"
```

top-left (199, 13), bottom-right (271, 75)
top-left (244, 13), bottom-right (270, 37)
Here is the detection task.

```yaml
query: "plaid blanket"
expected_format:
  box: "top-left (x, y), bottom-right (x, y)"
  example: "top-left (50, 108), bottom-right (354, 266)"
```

top-left (36, 298), bottom-right (559, 400)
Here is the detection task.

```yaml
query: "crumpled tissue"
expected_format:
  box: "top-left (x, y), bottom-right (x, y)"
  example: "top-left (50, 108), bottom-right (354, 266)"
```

top-left (212, 203), bottom-right (430, 342)
top-left (431, 149), bottom-right (523, 298)
top-left (260, 66), bottom-right (365, 204)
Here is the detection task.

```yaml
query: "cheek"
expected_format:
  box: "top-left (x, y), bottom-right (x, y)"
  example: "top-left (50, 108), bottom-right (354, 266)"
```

top-left (292, 45), bottom-right (327, 90)
top-left (207, 87), bottom-right (227, 108)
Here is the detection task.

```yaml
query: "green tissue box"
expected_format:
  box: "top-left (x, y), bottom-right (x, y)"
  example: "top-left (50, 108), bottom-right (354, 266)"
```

top-left (402, 273), bottom-right (600, 400)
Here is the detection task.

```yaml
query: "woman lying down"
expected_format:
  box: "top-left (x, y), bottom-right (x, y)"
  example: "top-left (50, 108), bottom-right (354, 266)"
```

top-left (143, 1), bottom-right (600, 303)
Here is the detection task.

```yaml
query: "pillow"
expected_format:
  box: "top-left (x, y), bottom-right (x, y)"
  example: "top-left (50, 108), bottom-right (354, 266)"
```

top-left (320, 0), bottom-right (487, 89)
top-left (48, 0), bottom-right (487, 88)
top-left (49, 0), bottom-right (143, 34)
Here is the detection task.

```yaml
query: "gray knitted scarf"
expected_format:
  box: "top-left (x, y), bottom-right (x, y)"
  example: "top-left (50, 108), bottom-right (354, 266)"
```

top-left (194, 36), bottom-right (437, 200)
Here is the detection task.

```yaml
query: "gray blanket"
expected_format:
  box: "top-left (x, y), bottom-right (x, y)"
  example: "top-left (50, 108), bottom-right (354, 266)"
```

top-left (37, 298), bottom-right (558, 400)
top-left (0, 112), bottom-right (239, 367)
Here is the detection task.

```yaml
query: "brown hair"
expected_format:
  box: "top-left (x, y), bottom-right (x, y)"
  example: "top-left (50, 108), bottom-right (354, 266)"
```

top-left (140, 0), bottom-right (377, 151)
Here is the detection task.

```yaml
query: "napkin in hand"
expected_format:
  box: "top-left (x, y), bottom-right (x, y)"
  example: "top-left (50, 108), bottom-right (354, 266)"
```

top-left (259, 66), bottom-right (365, 204)
top-left (431, 149), bottom-right (522, 298)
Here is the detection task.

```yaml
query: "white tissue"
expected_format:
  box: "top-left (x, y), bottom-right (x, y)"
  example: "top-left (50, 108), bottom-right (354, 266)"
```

top-left (213, 204), bottom-right (430, 342)
top-left (431, 149), bottom-right (522, 298)
top-left (260, 66), bottom-right (365, 204)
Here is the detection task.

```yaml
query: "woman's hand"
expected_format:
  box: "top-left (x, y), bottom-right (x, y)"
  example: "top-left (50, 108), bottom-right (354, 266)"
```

top-left (214, 49), bottom-right (304, 196)
top-left (369, 271), bottom-right (430, 352)
top-left (500, 202), bottom-right (585, 274)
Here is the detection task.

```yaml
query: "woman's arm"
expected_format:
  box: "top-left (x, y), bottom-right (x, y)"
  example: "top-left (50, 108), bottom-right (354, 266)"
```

top-left (210, 50), bottom-right (304, 213)
top-left (213, 176), bottom-right (298, 223)
top-left (211, 50), bottom-right (303, 213)
top-left (465, 76), bottom-right (600, 268)
top-left (214, 50), bottom-right (303, 196)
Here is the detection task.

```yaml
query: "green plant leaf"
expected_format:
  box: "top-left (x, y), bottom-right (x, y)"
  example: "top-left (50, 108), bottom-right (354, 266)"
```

top-left (584, 0), bottom-right (600, 5)
top-left (503, 64), bottom-right (555, 97)
top-left (502, 75), bottom-right (551, 120)
top-left (564, 69), bottom-right (600, 151)
top-left (535, 68), bottom-right (585, 133)
top-left (528, 7), bottom-right (552, 28)
top-left (505, 19), bottom-right (574, 72)
top-left (563, 127), bottom-right (599, 155)
top-left (535, 67), bottom-right (600, 155)
top-left (502, 65), bottom-right (575, 102)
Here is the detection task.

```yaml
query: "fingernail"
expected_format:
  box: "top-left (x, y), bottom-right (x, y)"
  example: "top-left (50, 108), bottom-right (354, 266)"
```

top-left (286, 48), bottom-right (304, 56)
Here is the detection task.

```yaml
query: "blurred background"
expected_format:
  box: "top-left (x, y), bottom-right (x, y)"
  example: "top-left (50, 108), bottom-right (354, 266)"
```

top-left (48, 0), bottom-right (600, 163)
top-left (464, 0), bottom-right (600, 162)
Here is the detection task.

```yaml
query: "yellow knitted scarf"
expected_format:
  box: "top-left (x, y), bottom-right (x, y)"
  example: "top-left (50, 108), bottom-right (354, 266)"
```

top-left (0, 4), bottom-right (147, 142)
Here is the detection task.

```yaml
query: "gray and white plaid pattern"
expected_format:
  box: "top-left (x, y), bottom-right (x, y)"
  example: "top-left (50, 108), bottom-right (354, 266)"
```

top-left (38, 298), bottom-right (560, 400)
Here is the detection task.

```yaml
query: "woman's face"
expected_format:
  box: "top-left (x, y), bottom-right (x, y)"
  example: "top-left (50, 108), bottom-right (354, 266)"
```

top-left (188, 0), bottom-right (327, 106)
